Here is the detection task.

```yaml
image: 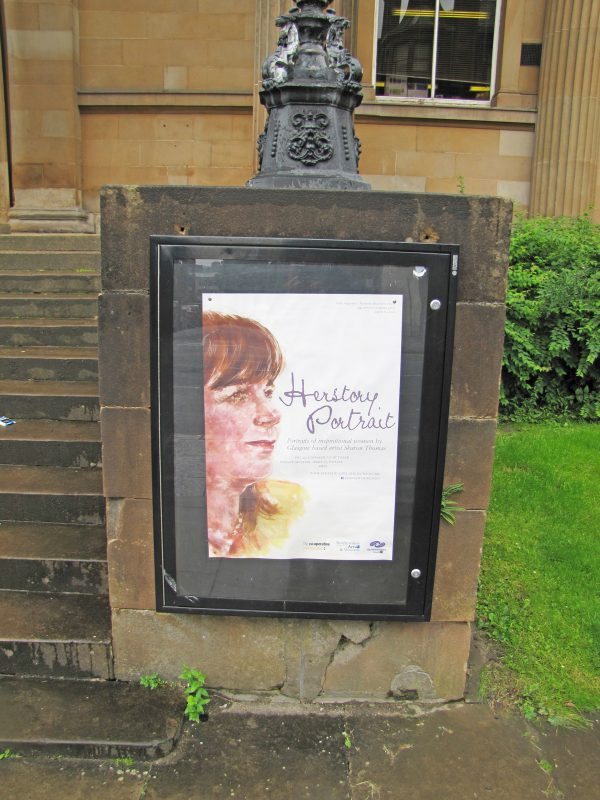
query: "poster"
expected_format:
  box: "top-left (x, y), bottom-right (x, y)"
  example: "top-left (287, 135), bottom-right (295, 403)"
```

top-left (202, 293), bottom-right (403, 561)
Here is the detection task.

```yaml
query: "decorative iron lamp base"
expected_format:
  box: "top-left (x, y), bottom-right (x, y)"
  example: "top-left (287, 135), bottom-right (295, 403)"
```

top-left (248, 0), bottom-right (370, 191)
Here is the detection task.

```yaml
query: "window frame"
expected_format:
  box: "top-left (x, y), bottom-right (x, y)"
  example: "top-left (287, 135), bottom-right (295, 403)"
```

top-left (372, 0), bottom-right (503, 107)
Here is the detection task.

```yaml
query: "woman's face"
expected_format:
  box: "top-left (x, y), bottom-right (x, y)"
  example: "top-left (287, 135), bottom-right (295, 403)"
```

top-left (204, 379), bottom-right (281, 488)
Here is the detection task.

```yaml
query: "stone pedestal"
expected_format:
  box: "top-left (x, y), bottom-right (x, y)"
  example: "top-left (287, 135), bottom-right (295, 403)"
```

top-left (99, 186), bottom-right (511, 702)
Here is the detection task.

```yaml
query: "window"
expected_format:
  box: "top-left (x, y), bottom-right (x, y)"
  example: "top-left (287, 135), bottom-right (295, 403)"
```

top-left (375, 0), bottom-right (501, 102)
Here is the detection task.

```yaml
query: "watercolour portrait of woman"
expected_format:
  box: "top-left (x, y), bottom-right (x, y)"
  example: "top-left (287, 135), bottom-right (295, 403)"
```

top-left (202, 311), bottom-right (307, 558)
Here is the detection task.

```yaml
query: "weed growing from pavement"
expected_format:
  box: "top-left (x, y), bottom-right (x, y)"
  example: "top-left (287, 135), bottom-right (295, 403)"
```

top-left (139, 667), bottom-right (210, 722)
top-left (0, 749), bottom-right (20, 760)
top-left (113, 757), bottom-right (134, 768)
top-left (180, 666), bottom-right (211, 722)
top-left (537, 759), bottom-right (554, 774)
top-left (139, 674), bottom-right (168, 690)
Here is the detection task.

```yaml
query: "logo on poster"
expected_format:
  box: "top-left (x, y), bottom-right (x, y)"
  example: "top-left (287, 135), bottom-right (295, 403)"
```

top-left (338, 541), bottom-right (361, 552)
top-left (368, 540), bottom-right (387, 552)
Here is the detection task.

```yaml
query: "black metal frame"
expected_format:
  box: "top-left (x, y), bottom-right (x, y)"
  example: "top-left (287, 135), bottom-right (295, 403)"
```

top-left (150, 236), bottom-right (458, 621)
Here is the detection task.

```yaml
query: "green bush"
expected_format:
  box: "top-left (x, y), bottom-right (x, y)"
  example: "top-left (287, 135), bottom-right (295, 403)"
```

top-left (501, 213), bottom-right (600, 420)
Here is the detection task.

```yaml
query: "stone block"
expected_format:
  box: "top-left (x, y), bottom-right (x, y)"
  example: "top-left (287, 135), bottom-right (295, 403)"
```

top-left (79, 11), bottom-right (143, 39)
top-left (80, 65), bottom-right (164, 92)
top-left (356, 121), bottom-right (418, 150)
top-left (42, 164), bottom-right (78, 189)
top-left (499, 130), bottom-right (535, 158)
top-left (154, 115), bottom-right (194, 141)
top-left (358, 146), bottom-right (397, 176)
top-left (84, 138), bottom-right (141, 168)
top-left (187, 65), bottom-right (252, 91)
top-left (431, 511), bottom-right (486, 622)
top-left (365, 175), bottom-right (427, 193)
top-left (80, 39), bottom-right (123, 67)
top-left (498, 180), bottom-right (531, 207)
top-left (443, 419), bottom-right (497, 510)
top-left (280, 620), bottom-right (346, 702)
top-left (38, 4), bottom-right (74, 31)
top-left (98, 292), bottom-right (150, 407)
top-left (101, 407), bottom-right (152, 498)
top-left (393, 150), bottom-right (457, 179)
top-left (81, 114), bottom-right (119, 139)
top-left (8, 30), bottom-right (73, 62)
top-left (11, 84), bottom-right (74, 112)
top-left (107, 498), bottom-right (156, 610)
top-left (5, 2), bottom-right (39, 31)
top-left (191, 141), bottom-right (211, 167)
top-left (10, 59), bottom-right (74, 86)
top-left (100, 187), bottom-right (511, 303)
top-left (12, 163), bottom-right (44, 189)
top-left (417, 127), bottom-right (501, 155)
top-left (112, 609), bottom-right (286, 689)
top-left (41, 110), bottom-right (74, 139)
top-left (210, 140), bottom-right (253, 169)
top-left (450, 303), bottom-right (506, 419)
top-left (321, 622), bottom-right (471, 701)
top-left (140, 140), bottom-right (194, 168)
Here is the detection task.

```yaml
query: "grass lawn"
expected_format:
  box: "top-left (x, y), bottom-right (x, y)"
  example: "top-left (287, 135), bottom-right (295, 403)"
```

top-left (477, 422), bottom-right (600, 725)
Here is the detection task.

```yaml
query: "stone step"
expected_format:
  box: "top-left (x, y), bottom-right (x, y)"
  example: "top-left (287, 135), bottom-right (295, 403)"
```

top-left (0, 234), bottom-right (100, 252)
top-left (0, 293), bottom-right (98, 319)
top-left (0, 420), bottom-right (101, 467)
top-left (0, 379), bottom-right (99, 420)
top-left (0, 677), bottom-right (183, 759)
top-left (0, 465), bottom-right (104, 524)
top-left (0, 557), bottom-right (106, 596)
top-left (0, 522), bottom-right (106, 559)
top-left (0, 590), bottom-right (112, 678)
top-left (0, 518), bottom-right (106, 597)
top-left (0, 251), bottom-right (100, 271)
top-left (0, 271), bottom-right (100, 293)
top-left (0, 318), bottom-right (97, 347)
top-left (0, 346), bottom-right (98, 381)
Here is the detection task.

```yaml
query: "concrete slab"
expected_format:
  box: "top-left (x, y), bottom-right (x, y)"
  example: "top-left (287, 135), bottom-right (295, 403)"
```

top-left (144, 708), bottom-right (350, 800)
top-left (0, 758), bottom-right (145, 800)
top-left (345, 704), bottom-right (551, 799)
top-left (0, 677), bottom-right (184, 759)
top-left (1, 700), bottom-right (599, 799)
top-left (529, 713), bottom-right (600, 800)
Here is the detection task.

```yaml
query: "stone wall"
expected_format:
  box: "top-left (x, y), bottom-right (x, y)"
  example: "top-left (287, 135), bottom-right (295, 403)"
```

top-left (0, 1), bottom-right (544, 230)
top-left (99, 186), bottom-right (511, 702)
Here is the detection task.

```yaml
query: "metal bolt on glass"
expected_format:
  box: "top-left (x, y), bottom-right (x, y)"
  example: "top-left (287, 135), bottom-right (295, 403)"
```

top-left (430, 299), bottom-right (442, 311)
top-left (411, 568), bottom-right (422, 579)
top-left (413, 266), bottom-right (427, 278)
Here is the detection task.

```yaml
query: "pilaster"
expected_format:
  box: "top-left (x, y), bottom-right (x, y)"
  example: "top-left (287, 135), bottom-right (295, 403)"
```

top-left (0, 23), bottom-right (10, 231)
top-left (530, 0), bottom-right (600, 218)
top-left (5, 0), bottom-right (93, 232)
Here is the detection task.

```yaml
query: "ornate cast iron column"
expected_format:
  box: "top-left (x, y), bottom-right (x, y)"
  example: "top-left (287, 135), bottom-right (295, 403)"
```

top-left (248, 0), bottom-right (370, 190)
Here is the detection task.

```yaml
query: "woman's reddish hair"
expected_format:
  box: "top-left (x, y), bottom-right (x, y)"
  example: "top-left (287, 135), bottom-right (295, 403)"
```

top-left (202, 311), bottom-right (283, 389)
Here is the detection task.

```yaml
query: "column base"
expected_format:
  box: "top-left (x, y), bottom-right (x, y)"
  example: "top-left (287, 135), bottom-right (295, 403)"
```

top-left (8, 207), bottom-right (96, 234)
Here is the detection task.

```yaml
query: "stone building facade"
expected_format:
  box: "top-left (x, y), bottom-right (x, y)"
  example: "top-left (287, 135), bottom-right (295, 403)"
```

top-left (0, 0), bottom-right (598, 232)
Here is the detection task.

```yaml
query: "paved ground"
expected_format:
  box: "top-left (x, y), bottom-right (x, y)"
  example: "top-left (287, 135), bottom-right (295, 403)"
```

top-left (2, 699), bottom-right (599, 799)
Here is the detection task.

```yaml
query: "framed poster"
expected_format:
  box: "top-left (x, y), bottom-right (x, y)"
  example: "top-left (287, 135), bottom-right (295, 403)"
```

top-left (151, 236), bottom-right (458, 620)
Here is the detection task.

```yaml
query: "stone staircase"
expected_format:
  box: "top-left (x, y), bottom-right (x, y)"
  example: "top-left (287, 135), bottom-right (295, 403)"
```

top-left (0, 234), bottom-right (112, 679)
top-left (0, 234), bottom-right (183, 759)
